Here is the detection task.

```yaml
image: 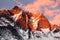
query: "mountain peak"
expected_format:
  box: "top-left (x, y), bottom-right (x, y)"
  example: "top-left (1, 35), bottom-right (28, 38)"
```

top-left (0, 6), bottom-right (60, 32)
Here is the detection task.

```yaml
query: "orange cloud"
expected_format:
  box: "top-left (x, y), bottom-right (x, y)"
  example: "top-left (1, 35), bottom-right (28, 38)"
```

top-left (24, 0), bottom-right (59, 13)
top-left (24, 0), bottom-right (60, 16)
top-left (50, 14), bottom-right (60, 25)
top-left (50, 0), bottom-right (60, 8)
top-left (44, 8), bottom-right (60, 17)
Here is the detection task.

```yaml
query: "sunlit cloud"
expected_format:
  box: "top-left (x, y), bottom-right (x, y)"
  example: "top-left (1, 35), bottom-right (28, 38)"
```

top-left (44, 8), bottom-right (60, 17)
top-left (24, 0), bottom-right (59, 13)
top-left (50, 14), bottom-right (60, 25)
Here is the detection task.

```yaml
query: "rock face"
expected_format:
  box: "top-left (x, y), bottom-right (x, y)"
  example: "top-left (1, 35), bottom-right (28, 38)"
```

top-left (37, 14), bottom-right (51, 31)
top-left (0, 6), bottom-right (60, 40)
top-left (10, 6), bottom-right (29, 30)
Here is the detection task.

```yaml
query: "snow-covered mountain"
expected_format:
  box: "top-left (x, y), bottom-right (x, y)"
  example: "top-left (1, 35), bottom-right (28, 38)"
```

top-left (0, 6), bottom-right (60, 40)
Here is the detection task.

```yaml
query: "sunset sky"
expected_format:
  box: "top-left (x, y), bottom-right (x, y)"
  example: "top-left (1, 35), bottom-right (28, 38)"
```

top-left (0, 0), bottom-right (60, 25)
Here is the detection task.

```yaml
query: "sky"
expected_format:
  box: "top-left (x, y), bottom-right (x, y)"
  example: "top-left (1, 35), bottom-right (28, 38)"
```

top-left (0, 0), bottom-right (60, 25)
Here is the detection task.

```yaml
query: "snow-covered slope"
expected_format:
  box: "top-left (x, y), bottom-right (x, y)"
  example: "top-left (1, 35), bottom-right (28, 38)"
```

top-left (0, 26), bottom-right (60, 40)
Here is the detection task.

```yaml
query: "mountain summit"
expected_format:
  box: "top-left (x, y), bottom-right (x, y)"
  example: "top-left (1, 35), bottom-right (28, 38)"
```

top-left (0, 6), bottom-right (60, 32)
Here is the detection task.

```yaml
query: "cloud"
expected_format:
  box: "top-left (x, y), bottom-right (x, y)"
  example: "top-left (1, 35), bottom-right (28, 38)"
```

top-left (24, 0), bottom-right (60, 15)
top-left (44, 8), bottom-right (60, 17)
top-left (49, 0), bottom-right (60, 8)
top-left (50, 14), bottom-right (60, 25)
top-left (13, 0), bottom-right (22, 5)
top-left (24, 0), bottom-right (59, 13)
